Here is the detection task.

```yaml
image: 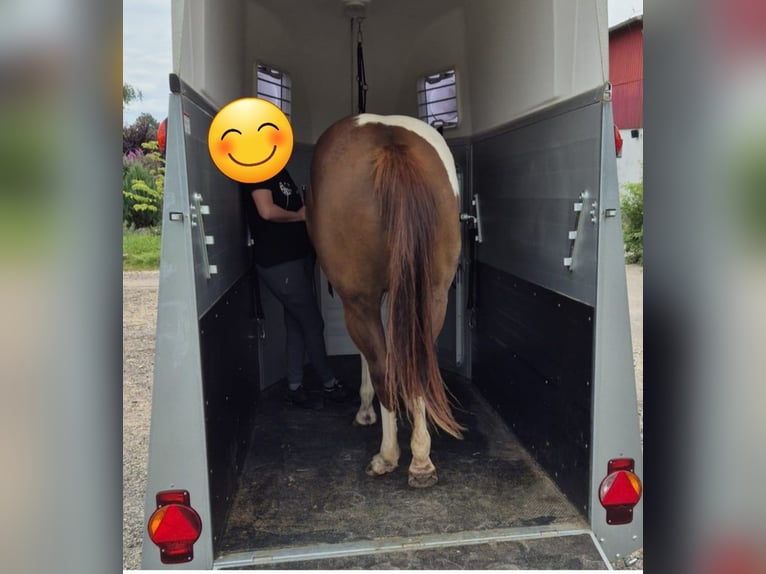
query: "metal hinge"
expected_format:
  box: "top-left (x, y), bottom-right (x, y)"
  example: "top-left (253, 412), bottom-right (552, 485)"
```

top-left (602, 81), bottom-right (613, 102)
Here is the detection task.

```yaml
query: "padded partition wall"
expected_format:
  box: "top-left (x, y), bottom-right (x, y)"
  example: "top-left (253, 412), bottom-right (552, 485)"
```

top-left (176, 85), bottom-right (252, 316)
top-left (470, 90), bottom-right (604, 512)
top-left (470, 89), bottom-right (603, 306)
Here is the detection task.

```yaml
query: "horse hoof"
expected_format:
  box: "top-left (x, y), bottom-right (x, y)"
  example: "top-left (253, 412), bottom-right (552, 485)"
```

top-left (353, 407), bottom-right (377, 426)
top-left (366, 455), bottom-right (397, 476)
top-left (408, 471), bottom-right (438, 488)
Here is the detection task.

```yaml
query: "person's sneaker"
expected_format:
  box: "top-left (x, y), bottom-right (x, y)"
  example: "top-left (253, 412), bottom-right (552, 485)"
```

top-left (286, 385), bottom-right (323, 410)
top-left (323, 380), bottom-right (353, 402)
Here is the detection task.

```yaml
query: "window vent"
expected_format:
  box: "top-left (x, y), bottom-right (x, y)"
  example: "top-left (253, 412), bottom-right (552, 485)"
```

top-left (256, 63), bottom-right (292, 118)
top-left (417, 69), bottom-right (458, 130)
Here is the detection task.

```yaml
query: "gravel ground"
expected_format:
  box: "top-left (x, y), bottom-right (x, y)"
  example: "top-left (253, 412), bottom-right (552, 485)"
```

top-left (626, 264), bottom-right (644, 447)
top-left (122, 266), bottom-right (644, 570)
top-left (123, 271), bottom-right (159, 570)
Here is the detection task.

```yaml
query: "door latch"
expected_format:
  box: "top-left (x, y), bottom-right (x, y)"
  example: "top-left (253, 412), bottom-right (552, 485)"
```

top-left (459, 194), bottom-right (483, 244)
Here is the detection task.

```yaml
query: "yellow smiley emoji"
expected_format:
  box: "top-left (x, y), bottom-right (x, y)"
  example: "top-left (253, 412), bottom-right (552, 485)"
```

top-left (207, 98), bottom-right (294, 183)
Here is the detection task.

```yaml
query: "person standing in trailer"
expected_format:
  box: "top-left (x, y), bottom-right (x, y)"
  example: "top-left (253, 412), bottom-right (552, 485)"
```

top-left (243, 167), bottom-right (351, 409)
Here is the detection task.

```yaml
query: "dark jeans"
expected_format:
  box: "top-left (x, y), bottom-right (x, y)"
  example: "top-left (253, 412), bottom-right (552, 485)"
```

top-left (256, 257), bottom-right (335, 388)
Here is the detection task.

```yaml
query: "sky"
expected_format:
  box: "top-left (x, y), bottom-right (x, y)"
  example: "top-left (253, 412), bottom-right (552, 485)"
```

top-left (122, 0), bottom-right (172, 126)
top-left (122, 0), bottom-right (643, 127)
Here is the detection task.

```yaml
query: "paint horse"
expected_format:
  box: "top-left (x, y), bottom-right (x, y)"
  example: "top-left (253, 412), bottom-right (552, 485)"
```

top-left (307, 114), bottom-right (463, 487)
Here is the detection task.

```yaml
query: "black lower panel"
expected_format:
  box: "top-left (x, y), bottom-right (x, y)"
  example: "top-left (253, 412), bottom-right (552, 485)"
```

top-left (200, 275), bottom-right (261, 544)
top-left (216, 356), bottom-right (586, 562)
top-left (472, 263), bottom-right (593, 514)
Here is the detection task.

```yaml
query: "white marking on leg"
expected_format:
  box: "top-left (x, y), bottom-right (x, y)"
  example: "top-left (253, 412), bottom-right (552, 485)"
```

top-left (380, 403), bottom-right (399, 463)
top-left (354, 356), bottom-right (377, 426)
top-left (409, 397), bottom-right (437, 487)
top-left (355, 113), bottom-right (459, 197)
top-left (366, 403), bottom-right (399, 476)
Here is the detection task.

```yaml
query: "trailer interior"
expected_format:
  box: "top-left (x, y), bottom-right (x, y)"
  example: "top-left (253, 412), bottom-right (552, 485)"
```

top-left (142, 0), bottom-right (643, 569)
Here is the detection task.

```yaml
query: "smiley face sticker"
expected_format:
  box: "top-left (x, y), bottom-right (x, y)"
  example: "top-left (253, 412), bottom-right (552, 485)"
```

top-left (207, 98), bottom-right (294, 183)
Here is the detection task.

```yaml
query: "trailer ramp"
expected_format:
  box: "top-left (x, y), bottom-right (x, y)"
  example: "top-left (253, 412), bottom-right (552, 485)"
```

top-left (213, 357), bottom-right (610, 569)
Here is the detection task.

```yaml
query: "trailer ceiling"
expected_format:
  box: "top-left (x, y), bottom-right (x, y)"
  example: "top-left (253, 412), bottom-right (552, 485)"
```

top-left (172, 0), bottom-right (608, 139)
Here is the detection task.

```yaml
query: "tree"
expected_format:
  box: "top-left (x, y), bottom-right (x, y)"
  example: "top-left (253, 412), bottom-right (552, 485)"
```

top-left (123, 83), bottom-right (143, 107)
top-left (123, 112), bottom-right (159, 154)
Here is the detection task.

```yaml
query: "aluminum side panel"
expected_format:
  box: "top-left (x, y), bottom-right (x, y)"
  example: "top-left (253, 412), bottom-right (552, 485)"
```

top-left (589, 101), bottom-right (644, 561)
top-left (141, 94), bottom-right (214, 570)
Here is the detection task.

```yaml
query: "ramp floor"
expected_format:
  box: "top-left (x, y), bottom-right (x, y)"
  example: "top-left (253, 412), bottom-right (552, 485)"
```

top-left (215, 356), bottom-right (605, 569)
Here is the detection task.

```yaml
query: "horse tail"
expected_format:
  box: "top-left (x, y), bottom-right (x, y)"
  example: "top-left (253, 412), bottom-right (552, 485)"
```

top-left (372, 142), bottom-right (464, 439)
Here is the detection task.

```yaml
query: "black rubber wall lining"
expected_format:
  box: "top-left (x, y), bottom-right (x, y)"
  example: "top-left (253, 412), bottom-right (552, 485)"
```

top-left (472, 262), bottom-right (594, 514)
top-left (199, 273), bottom-right (261, 544)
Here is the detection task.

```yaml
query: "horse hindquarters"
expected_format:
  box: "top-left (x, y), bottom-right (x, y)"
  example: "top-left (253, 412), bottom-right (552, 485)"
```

top-left (309, 115), bottom-right (462, 486)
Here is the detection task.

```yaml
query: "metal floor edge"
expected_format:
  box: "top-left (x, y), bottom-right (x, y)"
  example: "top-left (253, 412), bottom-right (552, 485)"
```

top-left (214, 524), bottom-right (611, 569)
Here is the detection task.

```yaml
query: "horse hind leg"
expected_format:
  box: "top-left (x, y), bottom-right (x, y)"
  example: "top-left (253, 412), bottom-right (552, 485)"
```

top-left (366, 403), bottom-right (399, 476)
top-left (353, 356), bottom-right (377, 426)
top-left (408, 397), bottom-right (438, 487)
top-left (354, 299), bottom-right (388, 426)
top-left (407, 280), bottom-right (454, 488)
top-left (344, 302), bottom-right (399, 476)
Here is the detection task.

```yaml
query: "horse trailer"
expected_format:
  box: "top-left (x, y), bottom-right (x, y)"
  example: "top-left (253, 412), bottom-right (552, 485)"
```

top-left (142, 0), bottom-right (643, 569)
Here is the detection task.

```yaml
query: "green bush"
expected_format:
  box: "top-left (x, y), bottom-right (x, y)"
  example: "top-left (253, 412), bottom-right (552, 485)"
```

top-left (123, 141), bottom-right (165, 229)
top-left (123, 160), bottom-right (156, 228)
top-left (621, 179), bottom-right (643, 264)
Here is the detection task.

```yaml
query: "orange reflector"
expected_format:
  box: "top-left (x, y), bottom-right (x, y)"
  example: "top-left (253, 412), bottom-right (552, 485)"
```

top-left (598, 458), bottom-right (642, 525)
top-left (147, 490), bottom-right (202, 564)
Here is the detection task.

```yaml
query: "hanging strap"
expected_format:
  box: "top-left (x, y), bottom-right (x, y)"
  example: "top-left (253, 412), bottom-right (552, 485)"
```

top-left (250, 263), bottom-right (265, 321)
top-left (356, 20), bottom-right (367, 113)
top-left (248, 248), bottom-right (266, 339)
top-left (466, 226), bottom-right (478, 310)
top-left (465, 222), bottom-right (479, 329)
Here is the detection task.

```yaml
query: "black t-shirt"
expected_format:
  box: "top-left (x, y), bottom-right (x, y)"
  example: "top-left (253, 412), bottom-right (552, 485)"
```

top-left (242, 169), bottom-right (311, 267)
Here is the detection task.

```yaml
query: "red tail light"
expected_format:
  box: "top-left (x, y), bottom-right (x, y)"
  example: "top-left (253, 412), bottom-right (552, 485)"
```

top-left (614, 124), bottom-right (624, 157)
top-left (598, 458), bottom-right (642, 525)
top-left (147, 490), bottom-right (202, 564)
top-left (157, 118), bottom-right (167, 155)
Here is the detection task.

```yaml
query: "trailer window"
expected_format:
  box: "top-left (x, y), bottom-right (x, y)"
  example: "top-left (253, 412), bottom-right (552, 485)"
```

top-left (417, 69), bottom-right (458, 130)
top-left (255, 63), bottom-right (292, 118)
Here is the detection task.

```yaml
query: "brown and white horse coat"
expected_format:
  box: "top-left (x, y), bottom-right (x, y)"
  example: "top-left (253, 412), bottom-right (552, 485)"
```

top-left (307, 114), bottom-right (463, 487)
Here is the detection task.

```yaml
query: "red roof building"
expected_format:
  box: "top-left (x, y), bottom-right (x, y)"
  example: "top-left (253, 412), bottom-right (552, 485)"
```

top-left (609, 16), bottom-right (643, 130)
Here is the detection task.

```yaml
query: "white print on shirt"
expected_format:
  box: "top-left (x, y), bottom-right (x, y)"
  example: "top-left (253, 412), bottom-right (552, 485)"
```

top-left (279, 180), bottom-right (293, 208)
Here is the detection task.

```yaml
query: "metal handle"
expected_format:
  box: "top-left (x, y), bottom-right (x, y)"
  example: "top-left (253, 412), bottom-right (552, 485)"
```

top-left (459, 197), bottom-right (483, 244)
top-left (565, 191), bottom-right (590, 270)
top-left (460, 194), bottom-right (485, 244)
top-left (191, 192), bottom-right (217, 278)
